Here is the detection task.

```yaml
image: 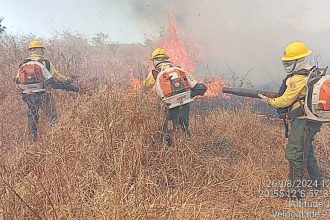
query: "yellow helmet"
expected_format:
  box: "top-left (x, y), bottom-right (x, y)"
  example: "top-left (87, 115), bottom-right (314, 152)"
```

top-left (151, 48), bottom-right (169, 59)
top-left (28, 40), bottom-right (45, 49)
top-left (281, 41), bottom-right (312, 61)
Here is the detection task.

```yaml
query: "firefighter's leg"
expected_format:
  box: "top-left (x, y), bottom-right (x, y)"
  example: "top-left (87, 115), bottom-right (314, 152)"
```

top-left (285, 118), bottom-right (305, 198)
top-left (41, 93), bottom-right (57, 127)
top-left (161, 108), bottom-right (173, 146)
top-left (170, 106), bottom-right (180, 135)
top-left (162, 107), bottom-right (180, 146)
top-left (179, 103), bottom-right (191, 139)
top-left (305, 120), bottom-right (323, 186)
top-left (23, 94), bottom-right (41, 140)
top-left (288, 161), bottom-right (304, 198)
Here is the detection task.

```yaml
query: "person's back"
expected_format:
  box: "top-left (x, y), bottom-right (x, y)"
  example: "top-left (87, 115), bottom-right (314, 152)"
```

top-left (143, 48), bottom-right (206, 147)
top-left (15, 40), bottom-right (80, 141)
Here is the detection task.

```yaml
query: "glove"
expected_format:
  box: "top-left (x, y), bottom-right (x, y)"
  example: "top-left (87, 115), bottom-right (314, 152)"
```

top-left (66, 77), bottom-right (74, 83)
top-left (258, 94), bottom-right (269, 104)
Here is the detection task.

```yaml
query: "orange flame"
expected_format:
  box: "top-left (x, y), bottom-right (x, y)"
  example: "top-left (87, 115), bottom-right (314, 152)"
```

top-left (128, 12), bottom-right (229, 99)
top-left (161, 13), bottom-right (199, 73)
top-left (129, 75), bottom-right (143, 90)
top-left (201, 76), bottom-right (230, 98)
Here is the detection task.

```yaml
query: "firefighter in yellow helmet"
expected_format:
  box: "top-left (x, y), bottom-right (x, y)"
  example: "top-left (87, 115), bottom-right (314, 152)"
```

top-left (259, 41), bottom-right (323, 198)
top-left (15, 40), bottom-right (81, 141)
top-left (144, 48), bottom-right (206, 147)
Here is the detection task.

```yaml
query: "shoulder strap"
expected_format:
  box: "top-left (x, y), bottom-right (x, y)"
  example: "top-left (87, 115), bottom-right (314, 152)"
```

top-left (19, 58), bottom-right (31, 68)
top-left (42, 59), bottom-right (51, 72)
top-left (151, 69), bottom-right (159, 80)
top-left (278, 73), bottom-right (293, 96)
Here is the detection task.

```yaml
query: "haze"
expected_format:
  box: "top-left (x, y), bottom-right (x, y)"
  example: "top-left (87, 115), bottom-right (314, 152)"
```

top-left (1, 0), bottom-right (330, 85)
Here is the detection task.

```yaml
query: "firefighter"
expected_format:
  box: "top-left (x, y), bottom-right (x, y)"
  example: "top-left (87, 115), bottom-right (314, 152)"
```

top-left (15, 40), bottom-right (80, 141)
top-left (144, 48), bottom-right (206, 146)
top-left (258, 41), bottom-right (323, 198)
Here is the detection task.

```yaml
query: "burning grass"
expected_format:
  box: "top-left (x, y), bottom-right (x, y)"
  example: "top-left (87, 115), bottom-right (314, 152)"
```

top-left (1, 83), bottom-right (330, 219)
top-left (1, 33), bottom-right (330, 219)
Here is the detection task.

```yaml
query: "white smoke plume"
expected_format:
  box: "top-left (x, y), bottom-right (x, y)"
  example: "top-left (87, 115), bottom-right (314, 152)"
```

top-left (97, 0), bottom-right (330, 86)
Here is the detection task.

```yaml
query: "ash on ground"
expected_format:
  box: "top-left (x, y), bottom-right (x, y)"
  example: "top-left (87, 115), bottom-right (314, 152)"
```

top-left (203, 137), bottom-right (239, 163)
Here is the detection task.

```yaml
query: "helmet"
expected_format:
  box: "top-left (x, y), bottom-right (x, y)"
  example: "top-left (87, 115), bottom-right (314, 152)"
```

top-left (151, 48), bottom-right (169, 59)
top-left (281, 41), bottom-right (312, 61)
top-left (28, 40), bottom-right (45, 49)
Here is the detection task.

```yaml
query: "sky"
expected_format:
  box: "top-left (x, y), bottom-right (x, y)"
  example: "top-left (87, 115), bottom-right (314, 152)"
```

top-left (1, 0), bottom-right (330, 85)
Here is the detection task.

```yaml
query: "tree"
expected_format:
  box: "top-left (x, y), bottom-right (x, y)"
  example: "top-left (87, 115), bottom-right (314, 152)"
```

top-left (0, 18), bottom-right (6, 34)
top-left (91, 32), bottom-right (110, 46)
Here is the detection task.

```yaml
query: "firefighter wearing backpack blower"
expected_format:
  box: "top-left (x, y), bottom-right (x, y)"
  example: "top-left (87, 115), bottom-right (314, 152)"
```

top-left (258, 41), bottom-right (324, 198)
top-left (15, 40), bottom-right (80, 141)
top-left (144, 48), bottom-right (207, 146)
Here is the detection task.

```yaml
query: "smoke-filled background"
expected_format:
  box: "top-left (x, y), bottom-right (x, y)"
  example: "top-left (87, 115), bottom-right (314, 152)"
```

top-left (3, 1), bottom-right (330, 219)
top-left (2, 0), bottom-right (330, 85)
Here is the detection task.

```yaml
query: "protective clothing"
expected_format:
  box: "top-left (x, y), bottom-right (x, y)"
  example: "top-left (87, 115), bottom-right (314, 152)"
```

top-left (28, 40), bottom-right (45, 49)
top-left (162, 104), bottom-right (191, 146)
top-left (143, 61), bottom-right (195, 146)
top-left (144, 61), bottom-right (173, 88)
top-left (287, 161), bottom-right (304, 199)
top-left (286, 119), bottom-right (322, 187)
top-left (151, 48), bottom-right (169, 59)
top-left (16, 45), bottom-right (79, 141)
top-left (267, 73), bottom-right (308, 119)
top-left (266, 42), bottom-right (323, 196)
top-left (282, 41), bottom-right (312, 61)
top-left (22, 92), bottom-right (57, 140)
top-left (282, 42), bottom-right (312, 73)
top-left (191, 83), bottom-right (207, 97)
top-left (283, 58), bottom-right (308, 73)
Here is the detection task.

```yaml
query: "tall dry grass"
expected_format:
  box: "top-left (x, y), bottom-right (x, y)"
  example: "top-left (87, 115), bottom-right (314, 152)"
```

top-left (0, 33), bottom-right (330, 219)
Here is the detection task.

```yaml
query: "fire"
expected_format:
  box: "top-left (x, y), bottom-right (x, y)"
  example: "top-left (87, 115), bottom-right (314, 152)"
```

top-left (161, 13), bottom-right (229, 98)
top-left (128, 12), bottom-right (229, 99)
top-left (202, 76), bottom-right (229, 98)
top-left (129, 73), bottom-right (143, 90)
top-left (161, 13), bottom-right (199, 73)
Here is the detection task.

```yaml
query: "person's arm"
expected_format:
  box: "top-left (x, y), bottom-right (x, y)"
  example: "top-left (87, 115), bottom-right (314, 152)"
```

top-left (49, 62), bottom-right (72, 82)
top-left (46, 78), bottom-right (80, 92)
top-left (267, 75), bottom-right (307, 108)
top-left (143, 71), bottom-right (156, 89)
top-left (46, 62), bottom-right (79, 92)
top-left (185, 72), bottom-right (198, 88)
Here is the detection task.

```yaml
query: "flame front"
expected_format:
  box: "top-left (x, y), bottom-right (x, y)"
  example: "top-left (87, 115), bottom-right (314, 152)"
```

top-left (202, 76), bottom-right (229, 98)
top-left (161, 13), bottom-right (198, 73)
top-left (129, 12), bottom-right (229, 99)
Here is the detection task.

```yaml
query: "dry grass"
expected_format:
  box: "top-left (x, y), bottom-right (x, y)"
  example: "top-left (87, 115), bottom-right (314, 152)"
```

top-left (1, 34), bottom-right (330, 219)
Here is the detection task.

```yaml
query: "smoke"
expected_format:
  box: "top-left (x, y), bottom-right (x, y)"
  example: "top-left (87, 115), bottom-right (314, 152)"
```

top-left (3, 0), bottom-right (330, 86)
top-left (97, 0), bottom-right (330, 86)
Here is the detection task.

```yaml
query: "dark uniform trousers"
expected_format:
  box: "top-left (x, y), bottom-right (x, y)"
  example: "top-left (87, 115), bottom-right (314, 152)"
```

top-left (286, 118), bottom-right (322, 188)
top-left (161, 103), bottom-right (191, 146)
top-left (22, 92), bottom-right (57, 140)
